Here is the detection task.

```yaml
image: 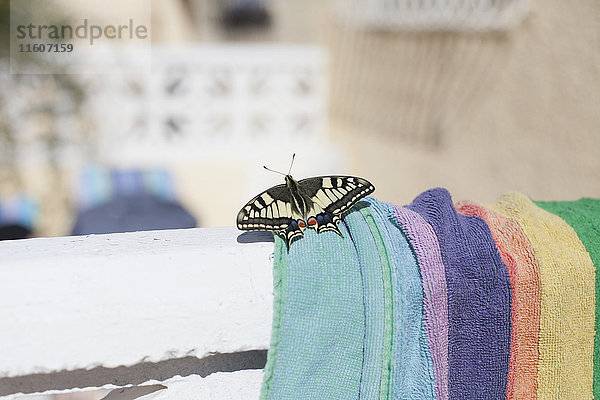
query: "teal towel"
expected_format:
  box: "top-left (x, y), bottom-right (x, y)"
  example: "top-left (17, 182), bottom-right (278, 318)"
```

top-left (363, 198), bottom-right (437, 399)
top-left (261, 222), bottom-right (366, 399)
top-left (260, 198), bottom-right (436, 399)
top-left (345, 205), bottom-right (388, 399)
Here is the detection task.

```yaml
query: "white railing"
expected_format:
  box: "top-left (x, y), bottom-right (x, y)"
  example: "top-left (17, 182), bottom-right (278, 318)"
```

top-left (2, 45), bottom-right (330, 165)
top-left (0, 227), bottom-right (274, 399)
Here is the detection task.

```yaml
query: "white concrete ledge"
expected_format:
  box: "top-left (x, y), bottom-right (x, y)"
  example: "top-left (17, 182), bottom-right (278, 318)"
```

top-left (0, 227), bottom-right (274, 380)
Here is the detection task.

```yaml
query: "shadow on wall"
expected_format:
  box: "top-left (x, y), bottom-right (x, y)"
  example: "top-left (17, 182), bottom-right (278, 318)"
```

top-left (0, 350), bottom-right (267, 398)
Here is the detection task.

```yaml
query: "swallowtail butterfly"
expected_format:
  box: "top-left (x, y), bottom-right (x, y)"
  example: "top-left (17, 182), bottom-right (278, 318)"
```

top-left (236, 156), bottom-right (375, 247)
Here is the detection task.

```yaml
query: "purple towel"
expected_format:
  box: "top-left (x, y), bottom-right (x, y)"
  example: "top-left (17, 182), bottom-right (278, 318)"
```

top-left (407, 188), bottom-right (511, 399)
top-left (394, 206), bottom-right (448, 400)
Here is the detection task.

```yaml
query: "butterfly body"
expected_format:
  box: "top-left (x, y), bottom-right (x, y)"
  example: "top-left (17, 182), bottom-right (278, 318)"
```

top-left (283, 175), bottom-right (312, 218)
top-left (237, 174), bottom-right (375, 247)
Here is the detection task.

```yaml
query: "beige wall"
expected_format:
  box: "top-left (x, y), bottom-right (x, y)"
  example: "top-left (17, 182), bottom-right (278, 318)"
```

top-left (189, 0), bottom-right (600, 204)
top-left (328, 0), bottom-right (600, 205)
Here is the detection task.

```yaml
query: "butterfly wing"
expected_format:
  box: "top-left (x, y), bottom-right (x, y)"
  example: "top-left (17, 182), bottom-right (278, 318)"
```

top-left (236, 184), bottom-right (305, 244)
top-left (236, 175), bottom-right (375, 247)
top-left (298, 175), bottom-right (375, 233)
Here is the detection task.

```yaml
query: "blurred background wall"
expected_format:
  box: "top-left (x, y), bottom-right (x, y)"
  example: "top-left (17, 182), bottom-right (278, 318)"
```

top-left (0, 0), bottom-right (598, 238)
top-left (328, 0), bottom-right (600, 206)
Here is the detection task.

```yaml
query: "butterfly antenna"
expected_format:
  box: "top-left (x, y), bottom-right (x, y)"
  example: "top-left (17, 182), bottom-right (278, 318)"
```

top-left (263, 165), bottom-right (286, 176)
top-left (287, 153), bottom-right (296, 175)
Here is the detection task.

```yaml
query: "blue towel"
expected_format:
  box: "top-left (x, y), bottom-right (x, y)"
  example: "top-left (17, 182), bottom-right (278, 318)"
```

top-left (363, 198), bottom-right (436, 399)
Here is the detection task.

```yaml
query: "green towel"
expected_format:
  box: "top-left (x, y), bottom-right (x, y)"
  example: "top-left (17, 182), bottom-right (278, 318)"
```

top-left (535, 198), bottom-right (600, 398)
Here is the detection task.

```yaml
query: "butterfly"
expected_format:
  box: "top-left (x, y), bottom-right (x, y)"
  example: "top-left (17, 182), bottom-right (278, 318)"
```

top-left (236, 155), bottom-right (375, 247)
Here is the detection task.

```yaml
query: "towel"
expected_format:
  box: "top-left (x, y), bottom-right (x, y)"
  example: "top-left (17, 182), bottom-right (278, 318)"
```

top-left (407, 188), bottom-right (511, 399)
top-left (259, 188), bottom-right (600, 399)
top-left (490, 192), bottom-right (595, 399)
top-left (457, 201), bottom-right (540, 400)
top-left (393, 206), bottom-right (448, 400)
top-left (259, 236), bottom-right (287, 399)
top-left (363, 198), bottom-right (436, 399)
top-left (343, 204), bottom-right (388, 399)
top-left (260, 226), bottom-right (365, 400)
top-left (260, 198), bottom-right (440, 400)
top-left (534, 198), bottom-right (600, 398)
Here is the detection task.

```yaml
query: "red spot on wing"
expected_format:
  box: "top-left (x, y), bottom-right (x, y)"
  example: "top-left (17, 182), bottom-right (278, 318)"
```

top-left (298, 220), bottom-right (306, 228)
top-left (307, 217), bottom-right (317, 227)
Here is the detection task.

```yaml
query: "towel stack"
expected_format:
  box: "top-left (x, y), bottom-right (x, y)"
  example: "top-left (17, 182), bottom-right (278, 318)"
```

top-left (259, 188), bottom-right (599, 400)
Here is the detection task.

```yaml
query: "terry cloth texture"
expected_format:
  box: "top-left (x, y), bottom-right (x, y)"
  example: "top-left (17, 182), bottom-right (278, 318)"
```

top-left (534, 198), bottom-right (600, 399)
top-left (490, 193), bottom-right (595, 400)
top-left (363, 198), bottom-right (436, 400)
top-left (260, 198), bottom-right (439, 400)
top-left (394, 206), bottom-right (449, 400)
top-left (260, 226), bottom-right (365, 400)
top-left (345, 202), bottom-right (391, 399)
top-left (344, 205), bottom-right (388, 399)
top-left (457, 201), bottom-right (540, 400)
top-left (407, 188), bottom-right (512, 399)
top-left (259, 236), bottom-right (287, 399)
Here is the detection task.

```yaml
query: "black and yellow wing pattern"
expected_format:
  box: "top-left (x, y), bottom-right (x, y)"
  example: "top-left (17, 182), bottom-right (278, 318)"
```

top-left (237, 175), bottom-right (375, 247)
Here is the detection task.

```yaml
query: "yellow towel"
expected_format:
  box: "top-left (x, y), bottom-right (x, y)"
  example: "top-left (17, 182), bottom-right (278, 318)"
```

top-left (490, 192), bottom-right (595, 400)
